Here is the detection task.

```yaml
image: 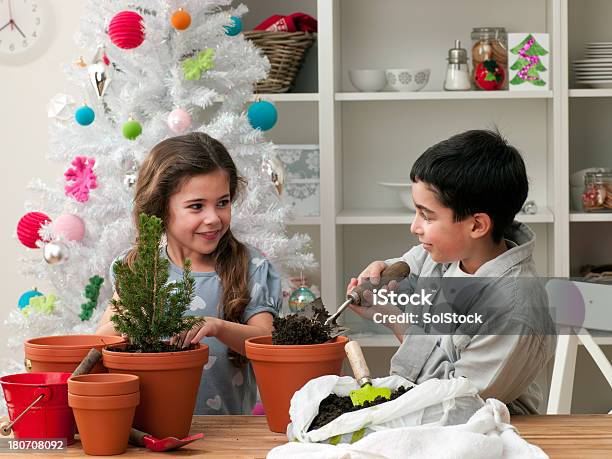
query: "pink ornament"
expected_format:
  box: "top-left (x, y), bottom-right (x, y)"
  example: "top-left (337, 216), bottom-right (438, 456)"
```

top-left (17, 212), bottom-right (51, 249)
top-left (108, 11), bottom-right (145, 49)
top-left (167, 108), bottom-right (192, 134)
top-left (52, 214), bottom-right (86, 242)
top-left (65, 156), bottom-right (98, 203)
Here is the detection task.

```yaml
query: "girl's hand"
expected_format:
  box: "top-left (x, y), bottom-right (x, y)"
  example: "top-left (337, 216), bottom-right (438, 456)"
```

top-left (170, 317), bottom-right (220, 349)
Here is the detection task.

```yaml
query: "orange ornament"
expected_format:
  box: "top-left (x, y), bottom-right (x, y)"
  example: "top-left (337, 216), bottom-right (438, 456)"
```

top-left (171, 9), bottom-right (191, 30)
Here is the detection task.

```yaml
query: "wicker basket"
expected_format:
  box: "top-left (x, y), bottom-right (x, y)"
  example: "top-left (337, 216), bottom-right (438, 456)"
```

top-left (244, 31), bottom-right (317, 93)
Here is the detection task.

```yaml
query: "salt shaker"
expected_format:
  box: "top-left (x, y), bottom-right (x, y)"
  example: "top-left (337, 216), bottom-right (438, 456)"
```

top-left (444, 40), bottom-right (471, 91)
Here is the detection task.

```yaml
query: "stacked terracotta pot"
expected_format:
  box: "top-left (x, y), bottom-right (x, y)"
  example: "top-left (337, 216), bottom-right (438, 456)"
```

top-left (68, 374), bottom-right (140, 455)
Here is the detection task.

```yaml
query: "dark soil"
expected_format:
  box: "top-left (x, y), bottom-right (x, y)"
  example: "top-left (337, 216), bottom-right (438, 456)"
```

top-left (271, 314), bottom-right (333, 345)
top-left (106, 342), bottom-right (196, 353)
top-left (308, 385), bottom-right (412, 431)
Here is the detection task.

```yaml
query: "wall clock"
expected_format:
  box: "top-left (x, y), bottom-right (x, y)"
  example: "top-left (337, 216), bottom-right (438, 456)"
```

top-left (0, 0), bottom-right (53, 64)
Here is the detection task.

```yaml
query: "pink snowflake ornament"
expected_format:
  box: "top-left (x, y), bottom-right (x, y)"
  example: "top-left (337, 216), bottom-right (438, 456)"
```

top-left (65, 156), bottom-right (98, 202)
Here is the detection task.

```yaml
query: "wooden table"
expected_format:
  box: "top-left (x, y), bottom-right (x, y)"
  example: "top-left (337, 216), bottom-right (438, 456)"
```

top-left (1, 415), bottom-right (611, 458)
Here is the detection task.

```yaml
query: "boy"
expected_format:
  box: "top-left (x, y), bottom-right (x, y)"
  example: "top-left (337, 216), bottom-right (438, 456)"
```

top-left (348, 129), bottom-right (556, 414)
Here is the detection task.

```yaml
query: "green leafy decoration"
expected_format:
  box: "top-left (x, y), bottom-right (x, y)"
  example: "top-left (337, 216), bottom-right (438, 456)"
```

top-left (510, 75), bottom-right (526, 85)
top-left (110, 213), bottom-right (202, 353)
top-left (182, 48), bottom-right (216, 81)
top-left (511, 58), bottom-right (529, 71)
top-left (80, 275), bottom-right (104, 321)
top-left (510, 34), bottom-right (549, 57)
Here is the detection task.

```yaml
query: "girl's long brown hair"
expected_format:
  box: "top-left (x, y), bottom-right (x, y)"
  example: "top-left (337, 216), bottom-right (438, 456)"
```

top-left (126, 133), bottom-right (250, 364)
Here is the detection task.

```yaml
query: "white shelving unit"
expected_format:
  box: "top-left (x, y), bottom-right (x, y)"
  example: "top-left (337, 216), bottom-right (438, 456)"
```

top-left (336, 91), bottom-right (554, 101)
top-left (245, 0), bottom-right (612, 333)
top-left (336, 207), bottom-right (555, 225)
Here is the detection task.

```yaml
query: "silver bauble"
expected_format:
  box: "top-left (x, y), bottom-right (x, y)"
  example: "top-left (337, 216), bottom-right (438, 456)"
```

top-left (88, 46), bottom-right (111, 99)
top-left (43, 241), bottom-right (69, 265)
top-left (262, 153), bottom-right (285, 195)
top-left (124, 172), bottom-right (137, 188)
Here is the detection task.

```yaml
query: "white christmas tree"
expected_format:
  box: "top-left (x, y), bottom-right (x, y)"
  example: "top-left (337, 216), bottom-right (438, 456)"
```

top-left (1, 0), bottom-right (315, 393)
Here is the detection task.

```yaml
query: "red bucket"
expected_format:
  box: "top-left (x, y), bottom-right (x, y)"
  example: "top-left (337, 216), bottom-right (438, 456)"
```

top-left (0, 372), bottom-right (75, 444)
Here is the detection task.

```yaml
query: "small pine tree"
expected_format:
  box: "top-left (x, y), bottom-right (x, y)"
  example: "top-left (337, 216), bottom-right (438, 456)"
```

top-left (110, 213), bottom-right (202, 353)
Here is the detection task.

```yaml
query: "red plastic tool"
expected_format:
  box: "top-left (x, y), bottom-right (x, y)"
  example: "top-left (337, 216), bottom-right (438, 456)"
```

top-left (129, 428), bottom-right (204, 452)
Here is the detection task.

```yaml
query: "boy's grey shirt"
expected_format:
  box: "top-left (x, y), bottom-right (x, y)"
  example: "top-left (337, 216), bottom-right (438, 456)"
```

top-left (386, 221), bottom-right (557, 414)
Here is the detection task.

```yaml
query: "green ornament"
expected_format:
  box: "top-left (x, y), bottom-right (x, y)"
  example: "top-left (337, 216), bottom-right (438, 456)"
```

top-left (80, 275), bottom-right (104, 321)
top-left (182, 48), bottom-right (215, 81)
top-left (22, 294), bottom-right (57, 317)
top-left (122, 119), bottom-right (142, 140)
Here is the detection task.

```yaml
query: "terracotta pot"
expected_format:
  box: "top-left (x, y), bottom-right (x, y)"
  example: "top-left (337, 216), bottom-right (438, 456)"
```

top-left (102, 344), bottom-right (208, 439)
top-left (245, 335), bottom-right (348, 433)
top-left (24, 335), bottom-right (125, 373)
top-left (68, 374), bottom-right (140, 456)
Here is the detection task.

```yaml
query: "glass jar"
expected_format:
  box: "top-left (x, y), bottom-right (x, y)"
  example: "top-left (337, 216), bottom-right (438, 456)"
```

top-left (582, 171), bottom-right (612, 212)
top-left (471, 27), bottom-right (508, 90)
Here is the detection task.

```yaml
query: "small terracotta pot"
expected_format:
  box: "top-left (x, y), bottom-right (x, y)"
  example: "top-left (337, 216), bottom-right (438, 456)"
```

top-left (102, 344), bottom-right (208, 439)
top-left (68, 374), bottom-right (139, 456)
top-left (25, 335), bottom-right (125, 373)
top-left (245, 335), bottom-right (348, 433)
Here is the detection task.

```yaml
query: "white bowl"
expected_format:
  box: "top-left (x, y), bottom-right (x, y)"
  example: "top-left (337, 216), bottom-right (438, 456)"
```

top-left (378, 182), bottom-right (415, 211)
top-left (348, 69), bottom-right (387, 92)
top-left (385, 68), bottom-right (430, 92)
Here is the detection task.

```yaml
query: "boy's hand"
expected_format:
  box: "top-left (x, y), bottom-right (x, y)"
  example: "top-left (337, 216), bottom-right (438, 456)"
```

top-left (170, 317), bottom-right (220, 349)
top-left (346, 277), bottom-right (402, 323)
top-left (357, 260), bottom-right (388, 287)
top-left (355, 260), bottom-right (399, 306)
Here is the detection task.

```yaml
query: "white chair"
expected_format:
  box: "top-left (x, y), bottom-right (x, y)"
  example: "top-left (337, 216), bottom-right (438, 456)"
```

top-left (546, 280), bottom-right (612, 414)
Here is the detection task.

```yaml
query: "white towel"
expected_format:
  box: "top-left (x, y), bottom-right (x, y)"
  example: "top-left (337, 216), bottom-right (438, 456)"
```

top-left (267, 399), bottom-right (548, 459)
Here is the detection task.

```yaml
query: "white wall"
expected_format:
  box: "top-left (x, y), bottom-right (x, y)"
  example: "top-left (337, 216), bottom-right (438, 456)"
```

top-left (0, 1), bottom-right (87, 357)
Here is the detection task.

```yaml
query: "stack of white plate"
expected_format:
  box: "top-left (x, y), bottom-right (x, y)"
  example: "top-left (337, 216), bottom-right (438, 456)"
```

top-left (574, 42), bottom-right (612, 88)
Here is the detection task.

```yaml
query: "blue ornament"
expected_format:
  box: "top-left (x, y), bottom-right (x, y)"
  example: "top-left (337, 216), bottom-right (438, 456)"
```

top-left (247, 100), bottom-right (278, 131)
top-left (224, 16), bottom-right (242, 36)
top-left (18, 289), bottom-right (43, 310)
top-left (75, 105), bottom-right (95, 126)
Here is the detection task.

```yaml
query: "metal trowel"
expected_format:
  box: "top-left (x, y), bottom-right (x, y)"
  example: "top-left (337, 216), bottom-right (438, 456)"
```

top-left (300, 297), bottom-right (349, 338)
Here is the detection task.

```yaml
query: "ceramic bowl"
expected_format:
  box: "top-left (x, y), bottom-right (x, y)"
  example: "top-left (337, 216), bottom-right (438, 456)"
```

top-left (348, 69), bottom-right (387, 92)
top-left (378, 182), bottom-right (415, 211)
top-left (385, 68), bottom-right (430, 92)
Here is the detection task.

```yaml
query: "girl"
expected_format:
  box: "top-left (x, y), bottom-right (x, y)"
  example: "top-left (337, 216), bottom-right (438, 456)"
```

top-left (96, 132), bottom-right (282, 415)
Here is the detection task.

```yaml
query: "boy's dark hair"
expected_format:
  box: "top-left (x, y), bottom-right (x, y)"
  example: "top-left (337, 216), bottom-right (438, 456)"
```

top-left (410, 129), bottom-right (528, 243)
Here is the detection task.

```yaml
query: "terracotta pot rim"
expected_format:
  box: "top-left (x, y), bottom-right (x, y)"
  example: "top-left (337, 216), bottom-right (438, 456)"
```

top-left (245, 335), bottom-right (348, 362)
top-left (102, 343), bottom-right (209, 371)
top-left (25, 335), bottom-right (125, 351)
top-left (246, 335), bottom-right (348, 349)
top-left (102, 342), bottom-right (208, 356)
top-left (68, 374), bottom-right (139, 396)
top-left (68, 392), bottom-right (140, 410)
